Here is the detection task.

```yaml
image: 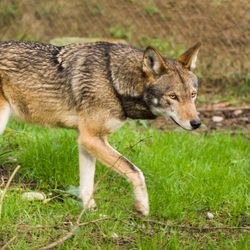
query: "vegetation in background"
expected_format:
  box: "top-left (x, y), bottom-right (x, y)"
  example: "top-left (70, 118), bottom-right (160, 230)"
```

top-left (138, 37), bottom-right (184, 57)
top-left (108, 25), bottom-right (132, 39)
top-left (0, 1), bottom-right (20, 26)
top-left (0, 0), bottom-right (248, 90)
top-left (142, 3), bottom-right (160, 15)
top-left (89, 3), bottom-right (104, 16)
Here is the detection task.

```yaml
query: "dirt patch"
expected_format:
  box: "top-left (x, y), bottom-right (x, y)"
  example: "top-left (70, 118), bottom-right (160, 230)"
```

top-left (151, 105), bottom-right (250, 132)
top-left (200, 107), bottom-right (250, 132)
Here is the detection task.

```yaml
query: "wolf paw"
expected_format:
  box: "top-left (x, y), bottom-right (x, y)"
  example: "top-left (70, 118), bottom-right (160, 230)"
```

top-left (134, 201), bottom-right (149, 216)
top-left (83, 198), bottom-right (97, 211)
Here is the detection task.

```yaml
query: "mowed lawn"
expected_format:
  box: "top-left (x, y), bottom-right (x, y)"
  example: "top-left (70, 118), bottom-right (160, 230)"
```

top-left (0, 120), bottom-right (249, 249)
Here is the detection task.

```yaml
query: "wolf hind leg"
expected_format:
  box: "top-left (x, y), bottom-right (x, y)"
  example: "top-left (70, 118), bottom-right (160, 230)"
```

top-left (0, 96), bottom-right (11, 135)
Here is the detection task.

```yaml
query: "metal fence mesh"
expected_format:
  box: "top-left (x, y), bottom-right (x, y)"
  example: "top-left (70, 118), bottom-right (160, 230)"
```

top-left (0, 0), bottom-right (249, 84)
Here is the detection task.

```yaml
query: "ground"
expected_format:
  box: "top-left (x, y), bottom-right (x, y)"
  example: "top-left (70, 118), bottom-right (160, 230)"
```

top-left (153, 103), bottom-right (250, 132)
top-left (0, 119), bottom-right (249, 249)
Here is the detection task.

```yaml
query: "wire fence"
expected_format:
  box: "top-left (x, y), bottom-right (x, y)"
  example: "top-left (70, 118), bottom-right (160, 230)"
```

top-left (0, 0), bottom-right (249, 84)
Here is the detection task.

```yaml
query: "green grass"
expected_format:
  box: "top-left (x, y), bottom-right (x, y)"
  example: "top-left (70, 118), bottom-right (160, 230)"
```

top-left (108, 25), bottom-right (131, 40)
top-left (0, 120), bottom-right (249, 249)
top-left (142, 4), bottom-right (160, 15)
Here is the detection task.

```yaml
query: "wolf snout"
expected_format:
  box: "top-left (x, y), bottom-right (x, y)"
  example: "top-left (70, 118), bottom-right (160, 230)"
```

top-left (190, 119), bottom-right (201, 129)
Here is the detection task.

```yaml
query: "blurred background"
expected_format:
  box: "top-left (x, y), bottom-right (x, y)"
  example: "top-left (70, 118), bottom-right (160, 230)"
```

top-left (0, 0), bottom-right (249, 129)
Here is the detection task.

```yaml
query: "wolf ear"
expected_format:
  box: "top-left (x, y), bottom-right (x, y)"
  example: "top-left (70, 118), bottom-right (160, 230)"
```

top-left (143, 47), bottom-right (166, 77)
top-left (177, 42), bottom-right (201, 71)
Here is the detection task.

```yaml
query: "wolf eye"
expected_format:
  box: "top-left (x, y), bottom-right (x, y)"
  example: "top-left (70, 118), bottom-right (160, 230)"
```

top-left (169, 94), bottom-right (177, 100)
top-left (191, 92), bottom-right (197, 98)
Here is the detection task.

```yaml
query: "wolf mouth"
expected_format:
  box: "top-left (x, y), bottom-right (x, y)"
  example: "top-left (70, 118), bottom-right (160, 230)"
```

top-left (170, 116), bottom-right (191, 131)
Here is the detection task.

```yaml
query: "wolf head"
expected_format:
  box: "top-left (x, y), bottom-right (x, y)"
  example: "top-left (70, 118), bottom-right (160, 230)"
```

top-left (143, 42), bottom-right (201, 130)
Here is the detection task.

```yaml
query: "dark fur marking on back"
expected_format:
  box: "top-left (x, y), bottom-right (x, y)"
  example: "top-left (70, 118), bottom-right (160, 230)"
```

top-left (51, 47), bottom-right (64, 72)
top-left (103, 43), bottom-right (113, 84)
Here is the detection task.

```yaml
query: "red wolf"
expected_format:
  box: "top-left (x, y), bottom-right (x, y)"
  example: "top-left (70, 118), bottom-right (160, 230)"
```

top-left (0, 41), bottom-right (201, 215)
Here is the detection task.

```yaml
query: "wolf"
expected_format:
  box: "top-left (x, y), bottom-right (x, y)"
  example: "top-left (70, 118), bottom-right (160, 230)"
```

top-left (0, 41), bottom-right (201, 215)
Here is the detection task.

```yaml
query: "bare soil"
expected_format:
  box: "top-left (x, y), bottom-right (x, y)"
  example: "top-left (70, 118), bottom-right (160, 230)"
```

top-left (151, 104), bottom-right (250, 132)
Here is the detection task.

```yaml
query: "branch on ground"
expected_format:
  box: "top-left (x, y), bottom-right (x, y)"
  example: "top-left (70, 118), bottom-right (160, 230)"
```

top-left (142, 219), bottom-right (250, 232)
top-left (36, 208), bottom-right (112, 250)
top-left (0, 165), bottom-right (21, 218)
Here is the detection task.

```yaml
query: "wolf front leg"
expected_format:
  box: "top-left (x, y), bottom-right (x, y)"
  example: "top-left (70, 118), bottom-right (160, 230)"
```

top-left (0, 97), bottom-right (11, 135)
top-left (78, 132), bottom-right (149, 216)
top-left (78, 145), bottom-right (97, 210)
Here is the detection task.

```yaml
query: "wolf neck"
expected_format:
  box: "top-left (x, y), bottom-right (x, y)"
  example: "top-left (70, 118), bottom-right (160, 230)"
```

top-left (110, 48), bottom-right (156, 120)
top-left (115, 94), bottom-right (157, 120)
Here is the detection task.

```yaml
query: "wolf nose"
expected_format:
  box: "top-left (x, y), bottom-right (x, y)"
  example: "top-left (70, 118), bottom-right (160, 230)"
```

top-left (190, 119), bottom-right (201, 129)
